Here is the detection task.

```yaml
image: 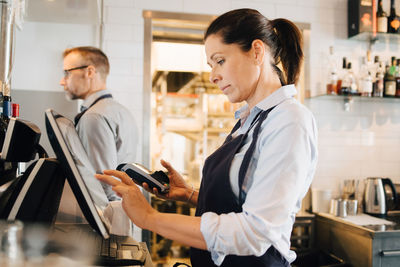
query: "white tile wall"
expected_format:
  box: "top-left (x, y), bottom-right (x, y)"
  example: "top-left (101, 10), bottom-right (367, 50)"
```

top-left (104, 24), bottom-right (135, 41)
top-left (133, 0), bottom-right (184, 12)
top-left (183, 0), bottom-right (231, 14)
top-left (101, 0), bottom-right (400, 196)
top-left (105, 7), bottom-right (140, 25)
top-left (305, 97), bottom-right (400, 197)
top-left (104, 0), bottom-right (135, 8)
top-left (231, 1), bottom-right (275, 18)
top-left (104, 41), bottom-right (143, 58)
top-left (108, 57), bottom-right (135, 75)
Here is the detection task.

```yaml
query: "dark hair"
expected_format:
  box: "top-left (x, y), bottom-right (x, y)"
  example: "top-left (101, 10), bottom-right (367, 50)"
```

top-left (204, 8), bottom-right (303, 85)
top-left (63, 46), bottom-right (110, 80)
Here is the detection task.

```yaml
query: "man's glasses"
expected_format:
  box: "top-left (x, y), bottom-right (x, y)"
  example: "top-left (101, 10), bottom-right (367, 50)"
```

top-left (63, 65), bottom-right (89, 77)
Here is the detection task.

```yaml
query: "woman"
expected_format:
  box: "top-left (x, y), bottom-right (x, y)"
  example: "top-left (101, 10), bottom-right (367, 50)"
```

top-left (96, 8), bottom-right (318, 267)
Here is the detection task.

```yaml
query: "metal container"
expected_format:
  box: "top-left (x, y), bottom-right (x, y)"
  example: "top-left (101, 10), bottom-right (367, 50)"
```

top-left (330, 198), bottom-right (347, 217)
top-left (338, 199), bottom-right (347, 217)
top-left (329, 198), bottom-right (339, 216)
top-left (347, 199), bottom-right (358, 216)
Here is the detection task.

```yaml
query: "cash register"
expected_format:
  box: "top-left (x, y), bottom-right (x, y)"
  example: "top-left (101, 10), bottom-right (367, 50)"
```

top-left (0, 118), bottom-right (65, 223)
top-left (45, 108), bottom-right (154, 266)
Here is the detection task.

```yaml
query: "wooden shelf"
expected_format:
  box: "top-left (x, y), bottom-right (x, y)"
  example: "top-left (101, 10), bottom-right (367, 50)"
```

top-left (171, 129), bottom-right (229, 141)
top-left (171, 130), bottom-right (203, 141)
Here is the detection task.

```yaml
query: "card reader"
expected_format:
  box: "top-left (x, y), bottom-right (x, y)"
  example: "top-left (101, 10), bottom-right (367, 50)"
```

top-left (117, 163), bottom-right (170, 194)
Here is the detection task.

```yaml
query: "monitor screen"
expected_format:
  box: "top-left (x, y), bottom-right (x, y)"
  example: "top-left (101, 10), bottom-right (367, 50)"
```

top-left (1, 118), bottom-right (41, 162)
top-left (45, 108), bottom-right (110, 239)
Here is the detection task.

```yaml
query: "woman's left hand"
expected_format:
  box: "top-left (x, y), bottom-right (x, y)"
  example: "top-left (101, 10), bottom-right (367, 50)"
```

top-left (95, 170), bottom-right (157, 229)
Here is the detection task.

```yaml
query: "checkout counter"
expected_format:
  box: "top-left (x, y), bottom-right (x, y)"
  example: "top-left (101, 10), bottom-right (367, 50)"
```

top-left (0, 117), bottom-right (154, 266)
top-left (0, 220), bottom-right (154, 267)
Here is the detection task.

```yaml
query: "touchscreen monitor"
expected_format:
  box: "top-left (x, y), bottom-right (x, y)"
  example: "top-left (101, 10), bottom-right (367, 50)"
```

top-left (45, 109), bottom-right (110, 238)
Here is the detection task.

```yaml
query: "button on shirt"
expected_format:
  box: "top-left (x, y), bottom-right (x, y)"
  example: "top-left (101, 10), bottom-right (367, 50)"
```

top-left (200, 85), bottom-right (318, 265)
top-left (77, 89), bottom-right (138, 201)
top-left (80, 105), bottom-right (87, 112)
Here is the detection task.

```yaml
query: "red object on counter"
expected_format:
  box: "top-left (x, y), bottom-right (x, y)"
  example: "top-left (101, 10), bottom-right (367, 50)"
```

top-left (12, 103), bottom-right (19, 118)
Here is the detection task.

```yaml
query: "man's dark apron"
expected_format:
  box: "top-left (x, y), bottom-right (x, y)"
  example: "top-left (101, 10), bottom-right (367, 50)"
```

top-left (74, 94), bottom-right (112, 125)
top-left (190, 107), bottom-right (290, 267)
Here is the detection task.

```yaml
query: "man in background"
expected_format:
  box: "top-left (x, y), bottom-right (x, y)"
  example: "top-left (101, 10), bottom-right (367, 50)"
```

top-left (60, 46), bottom-right (138, 201)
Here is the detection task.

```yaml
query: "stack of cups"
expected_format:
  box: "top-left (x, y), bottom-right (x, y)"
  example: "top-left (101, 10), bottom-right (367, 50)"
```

top-left (329, 199), bottom-right (358, 217)
top-left (311, 188), bottom-right (332, 213)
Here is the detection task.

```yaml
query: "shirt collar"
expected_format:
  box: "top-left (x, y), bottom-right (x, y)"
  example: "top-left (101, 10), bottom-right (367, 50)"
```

top-left (81, 89), bottom-right (111, 110)
top-left (234, 84), bottom-right (297, 119)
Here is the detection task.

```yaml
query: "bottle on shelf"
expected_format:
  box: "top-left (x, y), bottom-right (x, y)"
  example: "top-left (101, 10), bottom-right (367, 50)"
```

top-left (389, 56), bottom-right (397, 74)
top-left (326, 46), bottom-right (338, 95)
top-left (348, 62), bottom-right (359, 95)
top-left (366, 51), bottom-right (376, 78)
top-left (360, 57), bottom-right (373, 97)
top-left (388, 0), bottom-right (400, 33)
top-left (395, 59), bottom-right (400, 97)
top-left (384, 59), bottom-right (396, 97)
top-left (341, 61), bottom-right (358, 95)
top-left (377, 0), bottom-right (388, 33)
top-left (373, 61), bottom-right (385, 97)
top-left (337, 57), bottom-right (347, 95)
top-left (373, 55), bottom-right (380, 75)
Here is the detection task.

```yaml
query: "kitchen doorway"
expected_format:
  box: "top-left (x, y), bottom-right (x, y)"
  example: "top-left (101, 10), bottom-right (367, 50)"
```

top-left (142, 11), bottom-right (216, 262)
top-left (142, 10), bottom-right (215, 171)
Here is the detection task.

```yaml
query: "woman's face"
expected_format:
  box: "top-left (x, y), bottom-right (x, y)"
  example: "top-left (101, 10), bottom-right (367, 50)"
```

top-left (205, 34), bottom-right (261, 104)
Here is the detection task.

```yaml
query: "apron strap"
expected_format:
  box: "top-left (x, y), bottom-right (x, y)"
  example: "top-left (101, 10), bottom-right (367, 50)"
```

top-left (224, 120), bottom-right (241, 144)
top-left (224, 109), bottom-right (264, 144)
top-left (238, 106), bottom-right (275, 205)
top-left (74, 94), bottom-right (112, 125)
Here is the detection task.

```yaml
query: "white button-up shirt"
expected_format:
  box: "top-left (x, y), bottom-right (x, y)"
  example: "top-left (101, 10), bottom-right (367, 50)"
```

top-left (200, 85), bottom-right (318, 265)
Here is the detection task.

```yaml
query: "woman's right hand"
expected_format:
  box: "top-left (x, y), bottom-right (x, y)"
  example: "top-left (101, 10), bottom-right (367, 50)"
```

top-left (142, 159), bottom-right (193, 203)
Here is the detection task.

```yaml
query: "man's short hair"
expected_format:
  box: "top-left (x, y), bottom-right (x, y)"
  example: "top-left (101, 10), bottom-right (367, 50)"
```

top-left (63, 46), bottom-right (110, 80)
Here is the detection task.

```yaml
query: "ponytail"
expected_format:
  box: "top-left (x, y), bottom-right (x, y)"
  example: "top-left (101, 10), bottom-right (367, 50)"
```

top-left (204, 9), bottom-right (303, 85)
top-left (270, 19), bottom-right (303, 85)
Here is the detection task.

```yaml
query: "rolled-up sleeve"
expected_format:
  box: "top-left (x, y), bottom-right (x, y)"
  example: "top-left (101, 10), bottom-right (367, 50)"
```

top-left (201, 210), bottom-right (274, 265)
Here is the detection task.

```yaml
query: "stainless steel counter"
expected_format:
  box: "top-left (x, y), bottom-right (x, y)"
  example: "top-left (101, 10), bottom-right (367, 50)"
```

top-left (315, 212), bottom-right (400, 267)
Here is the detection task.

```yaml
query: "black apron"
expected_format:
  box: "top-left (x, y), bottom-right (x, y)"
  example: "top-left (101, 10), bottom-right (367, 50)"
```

top-left (190, 107), bottom-right (290, 267)
top-left (74, 94), bottom-right (112, 125)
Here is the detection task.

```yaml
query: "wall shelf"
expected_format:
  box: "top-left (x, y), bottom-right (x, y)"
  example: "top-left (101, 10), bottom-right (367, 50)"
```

top-left (349, 32), bottom-right (400, 49)
top-left (311, 94), bottom-right (400, 103)
top-left (307, 94), bottom-right (400, 112)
